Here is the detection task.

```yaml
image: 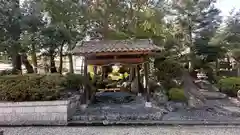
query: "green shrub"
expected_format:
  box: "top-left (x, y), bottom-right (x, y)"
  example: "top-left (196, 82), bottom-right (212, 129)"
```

top-left (218, 77), bottom-right (240, 97)
top-left (154, 59), bottom-right (182, 89)
top-left (0, 69), bottom-right (13, 76)
top-left (168, 88), bottom-right (187, 102)
top-left (0, 73), bottom-right (86, 102)
top-left (62, 73), bottom-right (85, 89)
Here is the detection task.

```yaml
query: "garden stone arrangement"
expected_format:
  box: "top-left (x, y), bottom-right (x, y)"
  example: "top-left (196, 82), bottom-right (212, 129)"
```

top-left (0, 74), bottom-right (240, 126)
top-left (69, 78), bottom-right (240, 125)
top-left (70, 93), bottom-right (240, 125)
top-left (71, 92), bottom-right (168, 122)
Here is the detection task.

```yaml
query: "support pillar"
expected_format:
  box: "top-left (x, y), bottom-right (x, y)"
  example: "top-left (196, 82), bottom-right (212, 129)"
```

top-left (101, 66), bottom-right (104, 81)
top-left (88, 65), bottom-right (97, 102)
top-left (136, 65), bottom-right (142, 94)
top-left (144, 61), bottom-right (152, 107)
top-left (83, 57), bottom-right (88, 104)
top-left (129, 66), bottom-right (135, 82)
top-left (93, 66), bottom-right (97, 83)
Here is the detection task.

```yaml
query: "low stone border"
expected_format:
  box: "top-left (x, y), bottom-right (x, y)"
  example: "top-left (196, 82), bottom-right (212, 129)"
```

top-left (68, 120), bottom-right (240, 126)
top-left (0, 95), bottom-right (80, 126)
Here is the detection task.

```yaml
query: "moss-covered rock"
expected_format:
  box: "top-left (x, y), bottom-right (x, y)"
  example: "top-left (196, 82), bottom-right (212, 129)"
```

top-left (168, 88), bottom-right (187, 102)
top-left (218, 77), bottom-right (240, 97)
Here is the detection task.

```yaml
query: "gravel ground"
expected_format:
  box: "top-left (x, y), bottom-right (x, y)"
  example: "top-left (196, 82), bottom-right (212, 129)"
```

top-left (72, 96), bottom-right (240, 122)
top-left (1, 126), bottom-right (240, 135)
top-left (72, 95), bottom-right (167, 121)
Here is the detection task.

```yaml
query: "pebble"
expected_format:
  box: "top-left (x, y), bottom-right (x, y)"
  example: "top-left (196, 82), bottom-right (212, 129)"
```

top-left (1, 126), bottom-right (240, 135)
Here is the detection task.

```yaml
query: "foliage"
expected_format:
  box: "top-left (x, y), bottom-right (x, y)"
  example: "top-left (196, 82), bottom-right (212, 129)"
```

top-left (168, 88), bottom-right (187, 102)
top-left (62, 73), bottom-right (85, 90)
top-left (154, 58), bottom-right (182, 89)
top-left (0, 74), bottom-right (63, 101)
top-left (0, 74), bottom-right (85, 102)
top-left (171, 0), bottom-right (222, 70)
top-left (218, 77), bottom-right (240, 97)
top-left (1, 0), bottom-right (240, 82)
top-left (0, 69), bottom-right (14, 76)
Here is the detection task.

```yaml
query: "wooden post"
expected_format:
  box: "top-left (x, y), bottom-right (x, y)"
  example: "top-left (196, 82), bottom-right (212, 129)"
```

top-left (83, 57), bottom-right (88, 104)
top-left (101, 66), bottom-right (104, 81)
top-left (144, 61), bottom-right (150, 102)
top-left (93, 66), bottom-right (97, 83)
top-left (129, 66), bottom-right (135, 81)
top-left (136, 65), bottom-right (142, 94)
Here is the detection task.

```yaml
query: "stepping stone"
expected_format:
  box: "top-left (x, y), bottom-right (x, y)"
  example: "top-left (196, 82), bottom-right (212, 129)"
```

top-left (201, 91), bottom-right (227, 99)
top-left (222, 106), bottom-right (240, 117)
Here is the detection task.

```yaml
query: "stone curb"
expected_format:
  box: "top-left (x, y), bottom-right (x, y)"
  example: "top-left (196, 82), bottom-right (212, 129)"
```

top-left (0, 120), bottom-right (240, 126)
top-left (67, 120), bottom-right (240, 126)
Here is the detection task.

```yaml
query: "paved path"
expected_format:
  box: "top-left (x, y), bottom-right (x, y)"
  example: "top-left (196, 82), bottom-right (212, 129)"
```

top-left (1, 126), bottom-right (240, 135)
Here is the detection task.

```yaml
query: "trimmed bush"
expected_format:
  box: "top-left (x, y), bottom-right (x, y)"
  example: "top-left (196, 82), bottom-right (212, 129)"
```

top-left (0, 69), bottom-right (13, 76)
top-left (154, 59), bottom-right (182, 89)
top-left (0, 74), bottom-right (86, 102)
top-left (62, 73), bottom-right (85, 90)
top-left (218, 77), bottom-right (240, 97)
top-left (168, 88), bottom-right (187, 102)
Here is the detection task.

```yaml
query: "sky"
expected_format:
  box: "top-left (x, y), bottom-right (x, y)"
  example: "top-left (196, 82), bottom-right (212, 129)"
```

top-left (215, 0), bottom-right (240, 17)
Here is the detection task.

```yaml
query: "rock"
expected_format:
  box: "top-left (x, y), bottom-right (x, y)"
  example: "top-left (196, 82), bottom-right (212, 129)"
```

top-left (131, 78), bottom-right (138, 94)
top-left (93, 92), bottom-right (135, 104)
top-left (130, 78), bottom-right (144, 94)
top-left (165, 101), bottom-right (187, 112)
top-left (188, 96), bottom-right (205, 109)
top-left (201, 91), bottom-right (227, 99)
top-left (195, 80), bottom-right (219, 92)
top-left (153, 91), bottom-right (168, 105)
top-left (151, 82), bottom-right (168, 105)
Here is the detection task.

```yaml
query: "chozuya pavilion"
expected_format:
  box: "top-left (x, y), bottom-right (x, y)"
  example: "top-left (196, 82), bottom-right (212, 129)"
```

top-left (72, 39), bottom-right (161, 107)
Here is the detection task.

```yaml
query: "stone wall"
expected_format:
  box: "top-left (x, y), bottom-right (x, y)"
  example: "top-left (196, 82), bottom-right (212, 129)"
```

top-left (0, 95), bottom-right (80, 125)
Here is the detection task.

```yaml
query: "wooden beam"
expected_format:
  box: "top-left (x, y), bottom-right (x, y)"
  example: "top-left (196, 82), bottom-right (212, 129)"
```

top-left (73, 51), bottom-right (160, 57)
top-left (86, 58), bottom-right (145, 65)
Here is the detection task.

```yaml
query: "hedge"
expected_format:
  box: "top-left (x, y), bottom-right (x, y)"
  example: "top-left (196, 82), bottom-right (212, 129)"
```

top-left (168, 88), bottom-right (187, 102)
top-left (218, 77), bottom-right (240, 97)
top-left (0, 74), bottom-right (86, 102)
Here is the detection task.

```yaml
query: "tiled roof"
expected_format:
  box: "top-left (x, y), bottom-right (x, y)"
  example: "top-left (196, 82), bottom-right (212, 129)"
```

top-left (72, 39), bottom-right (161, 54)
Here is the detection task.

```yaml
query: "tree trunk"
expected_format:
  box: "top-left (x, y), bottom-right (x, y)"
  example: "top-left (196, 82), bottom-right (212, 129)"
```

top-left (68, 53), bottom-right (74, 73)
top-left (10, 1), bottom-right (21, 74)
top-left (42, 56), bottom-right (49, 73)
top-left (187, 13), bottom-right (194, 71)
top-left (21, 53), bottom-right (34, 73)
top-left (58, 44), bottom-right (64, 74)
top-left (11, 53), bottom-right (22, 74)
top-left (49, 50), bottom-right (57, 73)
top-left (215, 58), bottom-right (219, 76)
top-left (102, 0), bottom-right (110, 39)
top-left (31, 44), bottom-right (38, 73)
